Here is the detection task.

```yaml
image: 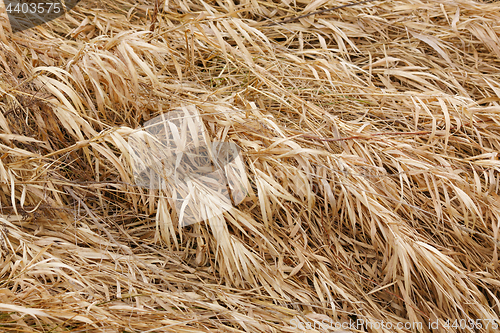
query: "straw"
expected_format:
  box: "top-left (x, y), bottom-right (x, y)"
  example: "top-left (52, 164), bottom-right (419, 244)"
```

top-left (0, 0), bottom-right (499, 331)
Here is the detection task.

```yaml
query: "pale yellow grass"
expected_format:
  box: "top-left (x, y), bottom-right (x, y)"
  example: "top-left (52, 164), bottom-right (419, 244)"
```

top-left (0, 0), bottom-right (498, 332)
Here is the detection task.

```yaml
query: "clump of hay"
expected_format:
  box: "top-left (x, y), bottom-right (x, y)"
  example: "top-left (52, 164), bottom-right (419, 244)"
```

top-left (0, 0), bottom-right (499, 331)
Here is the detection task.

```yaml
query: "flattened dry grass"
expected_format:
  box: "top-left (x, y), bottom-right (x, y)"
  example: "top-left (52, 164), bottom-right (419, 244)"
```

top-left (0, 0), bottom-right (499, 331)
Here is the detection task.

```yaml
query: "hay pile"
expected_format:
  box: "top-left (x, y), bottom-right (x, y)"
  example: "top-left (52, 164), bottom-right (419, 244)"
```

top-left (0, 0), bottom-right (499, 331)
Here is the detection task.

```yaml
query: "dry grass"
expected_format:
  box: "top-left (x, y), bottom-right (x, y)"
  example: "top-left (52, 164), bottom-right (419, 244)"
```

top-left (0, 0), bottom-right (499, 331)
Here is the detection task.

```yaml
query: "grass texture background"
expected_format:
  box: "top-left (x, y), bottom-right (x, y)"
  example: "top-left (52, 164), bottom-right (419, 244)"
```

top-left (0, 0), bottom-right (499, 331)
